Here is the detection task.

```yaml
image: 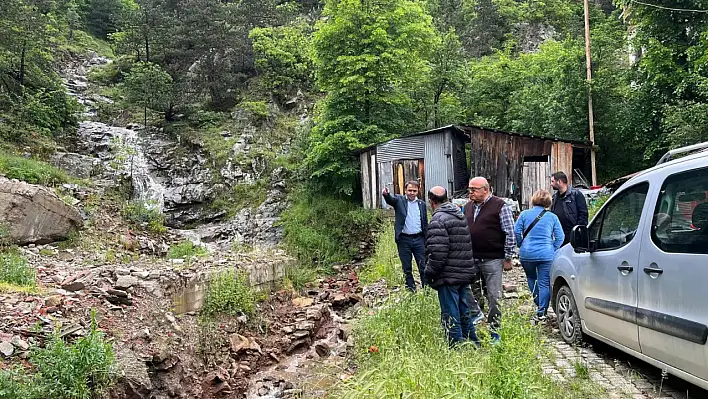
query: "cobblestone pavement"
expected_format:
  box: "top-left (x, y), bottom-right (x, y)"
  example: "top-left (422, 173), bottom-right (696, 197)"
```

top-left (504, 267), bottom-right (708, 399)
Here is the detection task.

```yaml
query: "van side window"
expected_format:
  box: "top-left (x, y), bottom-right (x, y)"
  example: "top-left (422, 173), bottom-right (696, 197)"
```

top-left (651, 167), bottom-right (708, 254)
top-left (594, 183), bottom-right (649, 251)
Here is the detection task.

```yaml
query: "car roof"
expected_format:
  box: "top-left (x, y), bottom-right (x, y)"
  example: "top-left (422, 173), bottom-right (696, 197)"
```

top-left (623, 150), bottom-right (708, 188)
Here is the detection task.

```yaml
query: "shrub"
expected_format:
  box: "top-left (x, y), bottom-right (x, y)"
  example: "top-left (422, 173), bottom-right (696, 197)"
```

top-left (0, 314), bottom-right (115, 399)
top-left (281, 190), bottom-right (383, 267)
top-left (284, 264), bottom-right (318, 292)
top-left (588, 194), bottom-right (609, 220)
top-left (0, 250), bottom-right (36, 288)
top-left (201, 269), bottom-right (255, 318)
top-left (337, 291), bottom-right (602, 398)
top-left (0, 152), bottom-right (71, 186)
top-left (122, 200), bottom-right (166, 233)
top-left (168, 241), bottom-right (208, 261)
top-left (359, 221), bottom-right (404, 287)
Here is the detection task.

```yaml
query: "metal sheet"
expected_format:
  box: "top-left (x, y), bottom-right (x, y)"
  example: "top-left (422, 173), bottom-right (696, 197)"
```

top-left (424, 132), bottom-right (451, 193)
top-left (376, 136), bottom-right (425, 163)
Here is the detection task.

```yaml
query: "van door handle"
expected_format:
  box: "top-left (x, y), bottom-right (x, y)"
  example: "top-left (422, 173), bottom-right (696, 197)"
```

top-left (617, 265), bottom-right (633, 272)
top-left (643, 267), bottom-right (663, 275)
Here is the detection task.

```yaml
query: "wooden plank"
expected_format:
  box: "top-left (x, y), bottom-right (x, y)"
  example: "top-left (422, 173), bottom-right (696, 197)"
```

top-left (418, 159), bottom-right (426, 198)
top-left (360, 152), bottom-right (372, 209)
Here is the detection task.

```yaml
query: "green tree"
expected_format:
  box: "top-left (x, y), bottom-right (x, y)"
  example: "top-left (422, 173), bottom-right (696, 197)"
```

top-left (307, 0), bottom-right (436, 194)
top-left (123, 61), bottom-right (173, 124)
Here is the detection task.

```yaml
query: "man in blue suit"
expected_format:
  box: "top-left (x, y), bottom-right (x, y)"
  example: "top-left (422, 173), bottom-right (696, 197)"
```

top-left (383, 181), bottom-right (428, 292)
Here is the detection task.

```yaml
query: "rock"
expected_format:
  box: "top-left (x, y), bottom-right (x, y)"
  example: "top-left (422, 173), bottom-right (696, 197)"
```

top-left (62, 281), bottom-right (86, 292)
top-left (0, 177), bottom-right (83, 245)
top-left (114, 348), bottom-right (152, 397)
top-left (107, 289), bottom-right (128, 297)
top-left (258, 386), bottom-right (269, 396)
top-left (502, 283), bottom-right (518, 293)
top-left (282, 326), bottom-right (294, 334)
top-left (332, 294), bottom-right (348, 306)
top-left (0, 341), bottom-right (14, 357)
top-left (115, 275), bottom-right (138, 290)
top-left (44, 295), bottom-right (62, 307)
top-left (11, 336), bottom-right (29, 351)
top-left (116, 268), bottom-right (131, 276)
top-left (315, 342), bottom-right (330, 357)
top-left (292, 297), bottom-right (313, 308)
top-left (292, 330), bottom-right (310, 339)
top-left (49, 152), bottom-right (103, 180)
top-left (229, 334), bottom-right (250, 353)
top-left (295, 321), bottom-right (314, 331)
top-left (132, 271), bottom-right (150, 279)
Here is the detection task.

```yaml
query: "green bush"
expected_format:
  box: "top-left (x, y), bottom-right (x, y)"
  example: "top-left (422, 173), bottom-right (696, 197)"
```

top-left (201, 269), bottom-right (256, 318)
top-left (359, 221), bottom-right (404, 287)
top-left (0, 315), bottom-right (115, 399)
top-left (122, 200), bottom-right (166, 233)
top-left (0, 152), bottom-right (72, 186)
top-left (588, 194), bottom-right (609, 221)
top-left (337, 291), bottom-right (602, 398)
top-left (0, 250), bottom-right (36, 288)
top-left (168, 241), bottom-right (208, 261)
top-left (281, 190), bottom-right (383, 267)
top-left (284, 264), bottom-right (318, 292)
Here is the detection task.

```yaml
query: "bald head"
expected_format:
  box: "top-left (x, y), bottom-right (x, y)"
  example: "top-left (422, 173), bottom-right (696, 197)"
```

top-left (428, 186), bottom-right (448, 210)
top-left (468, 176), bottom-right (491, 203)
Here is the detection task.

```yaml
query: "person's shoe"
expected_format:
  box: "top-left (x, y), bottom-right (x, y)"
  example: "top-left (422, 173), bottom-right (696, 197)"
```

top-left (490, 332), bottom-right (501, 345)
top-left (532, 314), bottom-right (548, 325)
top-left (472, 312), bottom-right (485, 325)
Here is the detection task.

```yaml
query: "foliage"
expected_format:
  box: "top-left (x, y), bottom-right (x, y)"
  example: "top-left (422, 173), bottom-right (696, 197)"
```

top-left (250, 23), bottom-right (313, 102)
top-left (281, 189), bottom-right (383, 267)
top-left (212, 179), bottom-right (268, 217)
top-left (306, 0), bottom-right (437, 194)
top-left (201, 269), bottom-right (256, 318)
top-left (0, 249), bottom-right (36, 288)
top-left (122, 61), bottom-right (173, 121)
top-left (359, 221), bottom-right (404, 287)
top-left (283, 264), bottom-right (318, 293)
top-left (588, 194), bottom-right (609, 221)
top-left (0, 152), bottom-right (72, 186)
top-left (167, 241), bottom-right (208, 261)
top-left (0, 314), bottom-right (115, 399)
top-left (122, 200), bottom-right (166, 233)
top-left (336, 291), bottom-right (601, 398)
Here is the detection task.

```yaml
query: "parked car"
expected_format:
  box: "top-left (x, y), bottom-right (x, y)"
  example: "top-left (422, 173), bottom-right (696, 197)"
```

top-left (550, 142), bottom-right (708, 390)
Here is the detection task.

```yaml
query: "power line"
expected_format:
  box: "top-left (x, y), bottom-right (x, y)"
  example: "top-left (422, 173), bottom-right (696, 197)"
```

top-left (629, 0), bottom-right (708, 13)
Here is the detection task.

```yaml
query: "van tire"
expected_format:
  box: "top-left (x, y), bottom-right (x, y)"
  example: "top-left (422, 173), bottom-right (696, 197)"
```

top-left (555, 285), bottom-right (583, 345)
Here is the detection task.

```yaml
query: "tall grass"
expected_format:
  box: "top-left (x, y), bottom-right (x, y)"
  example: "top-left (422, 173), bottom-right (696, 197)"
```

top-left (359, 221), bottom-right (404, 287)
top-left (0, 250), bottom-right (36, 288)
top-left (0, 152), bottom-right (71, 186)
top-left (337, 290), bottom-right (600, 399)
top-left (200, 269), bottom-right (256, 319)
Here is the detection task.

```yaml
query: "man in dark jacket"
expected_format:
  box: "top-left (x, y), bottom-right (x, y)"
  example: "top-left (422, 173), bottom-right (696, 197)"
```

top-left (550, 171), bottom-right (589, 245)
top-left (424, 186), bottom-right (479, 347)
top-left (383, 181), bottom-right (428, 291)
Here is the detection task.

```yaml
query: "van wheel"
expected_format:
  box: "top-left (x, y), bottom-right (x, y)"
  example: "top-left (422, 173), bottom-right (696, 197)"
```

top-left (556, 285), bottom-right (582, 345)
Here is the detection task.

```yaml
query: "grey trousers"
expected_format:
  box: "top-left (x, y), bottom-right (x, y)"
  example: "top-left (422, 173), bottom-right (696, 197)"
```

top-left (467, 258), bottom-right (503, 330)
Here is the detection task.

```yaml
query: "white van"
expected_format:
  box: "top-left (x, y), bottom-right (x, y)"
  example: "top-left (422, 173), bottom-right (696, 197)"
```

top-left (551, 142), bottom-right (708, 390)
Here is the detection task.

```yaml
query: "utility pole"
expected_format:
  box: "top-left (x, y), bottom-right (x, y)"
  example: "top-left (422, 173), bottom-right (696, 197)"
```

top-left (583, 0), bottom-right (598, 186)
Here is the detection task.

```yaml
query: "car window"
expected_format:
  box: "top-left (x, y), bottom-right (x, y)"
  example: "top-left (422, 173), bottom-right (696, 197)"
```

top-left (595, 182), bottom-right (649, 251)
top-left (651, 167), bottom-right (708, 254)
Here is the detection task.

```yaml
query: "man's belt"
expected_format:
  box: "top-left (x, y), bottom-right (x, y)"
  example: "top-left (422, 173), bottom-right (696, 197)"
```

top-left (400, 232), bottom-right (423, 237)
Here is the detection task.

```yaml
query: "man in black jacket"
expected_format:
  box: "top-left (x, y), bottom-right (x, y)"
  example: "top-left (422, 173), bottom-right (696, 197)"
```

top-left (551, 171), bottom-right (589, 245)
top-left (383, 181), bottom-right (428, 291)
top-left (424, 186), bottom-right (479, 347)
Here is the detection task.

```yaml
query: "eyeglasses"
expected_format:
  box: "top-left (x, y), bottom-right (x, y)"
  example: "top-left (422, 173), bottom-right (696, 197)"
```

top-left (468, 186), bottom-right (485, 192)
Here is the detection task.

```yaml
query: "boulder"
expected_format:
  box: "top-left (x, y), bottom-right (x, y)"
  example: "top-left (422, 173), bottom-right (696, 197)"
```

top-left (0, 177), bottom-right (83, 245)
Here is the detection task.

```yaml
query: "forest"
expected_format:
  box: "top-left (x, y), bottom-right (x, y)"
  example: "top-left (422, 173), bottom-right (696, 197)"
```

top-left (2, 0), bottom-right (708, 193)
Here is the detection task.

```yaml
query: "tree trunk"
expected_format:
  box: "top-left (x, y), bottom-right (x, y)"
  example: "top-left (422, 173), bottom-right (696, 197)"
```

top-left (19, 40), bottom-right (27, 88)
top-left (433, 84), bottom-right (444, 128)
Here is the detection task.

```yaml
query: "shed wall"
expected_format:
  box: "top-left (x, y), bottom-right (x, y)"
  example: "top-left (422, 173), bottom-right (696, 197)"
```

top-left (376, 136), bottom-right (425, 163)
top-left (423, 132), bottom-right (450, 193)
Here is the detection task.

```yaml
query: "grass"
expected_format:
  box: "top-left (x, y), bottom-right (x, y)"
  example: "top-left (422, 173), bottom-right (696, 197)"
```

top-left (0, 152), bottom-right (72, 186)
top-left (283, 264), bottom-right (319, 292)
top-left (281, 190), bottom-right (383, 267)
top-left (359, 221), bottom-right (404, 287)
top-left (336, 290), bottom-right (603, 399)
top-left (211, 179), bottom-right (269, 217)
top-left (0, 314), bottom-right (115, 399)
top-left (574, 360), bottom-right (591, 379)
top-left (167, 241), bottom-right (208, 261)
top-left (122, 200), bottom-right (166, 233)
top-left (0, 250), bottom-right (36, 288)
top-left (200, 269), bottom-right (256, 319)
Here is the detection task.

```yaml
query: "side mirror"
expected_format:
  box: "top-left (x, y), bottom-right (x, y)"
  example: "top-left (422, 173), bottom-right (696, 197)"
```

top-left (570, 225), bottom-right (591, 253)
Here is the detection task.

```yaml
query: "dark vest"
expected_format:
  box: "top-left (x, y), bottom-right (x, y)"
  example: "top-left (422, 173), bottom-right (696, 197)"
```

top-left (464, 196), bottom-right (506, 259)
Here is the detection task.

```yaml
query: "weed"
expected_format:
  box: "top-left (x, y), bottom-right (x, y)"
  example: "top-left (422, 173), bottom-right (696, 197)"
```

top-left (0, 250), bottom-right (35, 287)
top-left (359, 221), bottom-right (404, 287)
top-left (0, 223), bottom-right (11, 249)
top-left (0, 312), bottom-right (115, 399)
top-left (284, 264), bottom-right (318, 292)
top-left (336, 291), bottom-right (603, 398)
top-left (168, 241), bottom-right (208, 261)
top-left (104, 249), bottom-right (116, 263)
top-left (573, 360), bottom-right (590, 379)
top-left (57, 229), bottom-right (79, 250)
top-left (39, 248), bottom-right (54, 256)
top-left (212, 179), bottom-right (268, 217)
top-left (122, 200), bottom-right (166, 233)
top-left (232, 241), bottom-right (254, 254)
top-left (281, 190), bottom-right (383, 267)
top-left (0, 152), bottom-right (71, 186)
top-left (201, 269), bottom-right (255, 319)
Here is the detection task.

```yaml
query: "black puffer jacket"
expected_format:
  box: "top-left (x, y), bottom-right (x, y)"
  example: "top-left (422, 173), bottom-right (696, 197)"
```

top-left (424, 202), bottom-right (476, 288)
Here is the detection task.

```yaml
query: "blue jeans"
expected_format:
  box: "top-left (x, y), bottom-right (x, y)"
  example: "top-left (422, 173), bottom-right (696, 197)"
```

top-left (397, 234), bottom-right (427, 291)
top-left (437, 284), bottom-right (480, 346)
top-left (521, 260), bottom-right (552, 317)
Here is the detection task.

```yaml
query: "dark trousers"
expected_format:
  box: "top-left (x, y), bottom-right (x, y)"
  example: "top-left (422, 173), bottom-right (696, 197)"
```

top-left (396, 234), bottom-right (427, 291)
top-left (437, 284), bottom-right (480, 346)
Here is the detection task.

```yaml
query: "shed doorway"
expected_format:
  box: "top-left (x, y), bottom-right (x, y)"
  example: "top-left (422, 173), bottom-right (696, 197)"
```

top-left (393, 159), bottom-right (425, 199)
top-left (521, 156), bottom-right (551, 210)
